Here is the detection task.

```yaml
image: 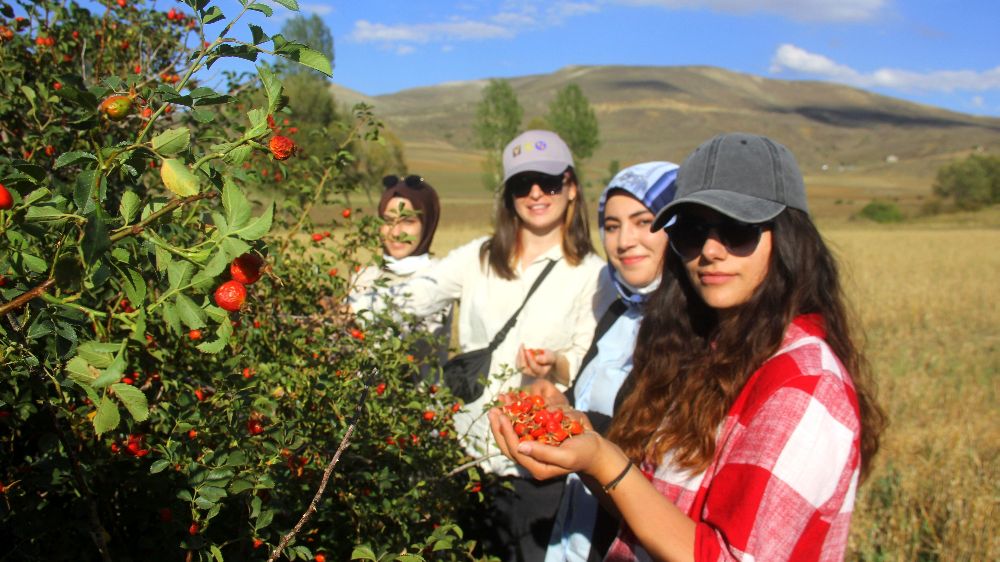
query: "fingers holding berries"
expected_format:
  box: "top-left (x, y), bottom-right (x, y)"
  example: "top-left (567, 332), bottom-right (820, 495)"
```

top-left (517, 345), bottom-right (557, 378)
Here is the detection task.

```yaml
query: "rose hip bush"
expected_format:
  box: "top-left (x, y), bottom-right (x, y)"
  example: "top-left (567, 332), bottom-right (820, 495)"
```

top-left (0, 1), bottom-right (482, 560)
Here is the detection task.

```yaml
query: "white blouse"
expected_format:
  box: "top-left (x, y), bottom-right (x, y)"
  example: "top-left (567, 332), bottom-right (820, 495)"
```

top-left (383, 236), bottom-right (609, 475)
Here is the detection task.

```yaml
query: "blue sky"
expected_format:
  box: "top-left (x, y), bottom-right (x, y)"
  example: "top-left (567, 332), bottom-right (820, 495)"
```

top-left (293, 0), bottom-right (1000, 117)
top-left (96, 1), bottom-right (1000, 117)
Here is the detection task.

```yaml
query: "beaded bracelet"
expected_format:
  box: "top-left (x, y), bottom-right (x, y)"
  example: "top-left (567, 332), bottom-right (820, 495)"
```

top-left (602, 460), bottom-right (633, 493)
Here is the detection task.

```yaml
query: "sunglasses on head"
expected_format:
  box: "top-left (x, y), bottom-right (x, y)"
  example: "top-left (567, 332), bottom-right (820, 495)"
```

top-left (506, 172), bottom-right (565, 198)
top-left (382, 174), bottom-right (424, 189)
top-left (666, 215), bottom-right (770, 260)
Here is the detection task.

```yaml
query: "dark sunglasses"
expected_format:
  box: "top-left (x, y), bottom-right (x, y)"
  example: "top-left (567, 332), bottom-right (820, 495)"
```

top-left (382, 174), bottom-right (424, 189)
top-left (505, 172), bottom-right (565, 198)
top-left (666, 216), bottom-right (770, 260)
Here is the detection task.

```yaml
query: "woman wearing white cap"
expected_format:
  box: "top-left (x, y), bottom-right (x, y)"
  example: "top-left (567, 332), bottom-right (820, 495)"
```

top-left (490, 133), bottom-right (885, 562)
top-left (371, 130), bottom-right (607, 560)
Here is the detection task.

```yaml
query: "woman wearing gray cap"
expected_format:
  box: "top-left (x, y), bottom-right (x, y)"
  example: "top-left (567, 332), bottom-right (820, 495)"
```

top-left (489, 133), bottom-right (885, 561)
top-left (369, 130), bottom-right (607, 561)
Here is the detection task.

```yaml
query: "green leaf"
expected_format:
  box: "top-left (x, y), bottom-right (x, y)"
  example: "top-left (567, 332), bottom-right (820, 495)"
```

top-left (222, 178), bottom-right (251, 229)
top-left (350, 546), bottom-right (377, 561)
top-left (93, 350), bottom-right (126, 389)
top-left (66, 357), bottom-right (98, 386)
top-left (210, 545), bottom-right (224, 562)
top-left (223, 145), bottom-right (251, 165)
top-left (196, 316), bottom-right (232, 354)
top-left (198, 485), bottom-right (228, 502)
top-left (233, 203), bottom-right (273, 241)
top-left (254, 509), bottom-right (274, 530)
top-left (77, 341), bottom-right (119, 368)
top-left (272, 35), bottom-right (332, 77)
top-left (228, 480), bottom-right (253, 494)
top-left (247, 3), bottom-right (273, 17)
top-left (150, 459), bottom-right (171, 474)
top-left (246, 108), bottom-right (269, 139)
top-left (22, 187), bottom-right (50, 206)
top-left (93, 395), bottom-right (121, 435)
top-left (119, 191), bottom-right (141, 223)
top-left (271, 0), bottom-right (299, 11)
top-left (202, 6), bottom-right (225, 24)
top-left (151, 128), bottom-right (191, 156)
top-left (82, 211), bottom-right (111, 264)
top-left (257, 65), bottom-right (282, 114)
top-left (121, 268), bottom-right (147, 306)
top-left (20, 253), bottom-right (48, 273)
top-left (175, 294), bottom-right (206, 328)
top-left (248, 24), bottom-right (269, 44)
top-left (168, 260), bottom-right (194, 290)
top-left (397, 555), bottom-right (423, 562)
top-left (191, 109), bottom-right (216, 123)
top-left (74, 169), bottom-right (102, 214)
top-left (54, 151), bottom-right (98, 169)
top-left (161, 301), bottom-right (181, 334)
top-left (111, 383), bottom-right (149, 422)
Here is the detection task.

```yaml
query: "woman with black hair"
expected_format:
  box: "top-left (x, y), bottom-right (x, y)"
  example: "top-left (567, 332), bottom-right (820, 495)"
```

top-left (490, 133), bottom-right (886, 562)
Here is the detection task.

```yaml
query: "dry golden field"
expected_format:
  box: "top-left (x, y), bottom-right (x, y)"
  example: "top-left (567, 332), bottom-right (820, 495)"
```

top-left (433, 212), bottom-right (999, 561)
top-left (311, 174), bottom-right (998, 560)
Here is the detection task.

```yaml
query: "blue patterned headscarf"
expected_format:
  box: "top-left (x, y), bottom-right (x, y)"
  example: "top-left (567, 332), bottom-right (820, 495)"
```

top-left (597, 161), bottom-right (680, 305)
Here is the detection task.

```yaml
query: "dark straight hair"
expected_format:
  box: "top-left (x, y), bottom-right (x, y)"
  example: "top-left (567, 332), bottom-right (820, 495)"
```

top-left (479, 167), bottom-right (595, 280)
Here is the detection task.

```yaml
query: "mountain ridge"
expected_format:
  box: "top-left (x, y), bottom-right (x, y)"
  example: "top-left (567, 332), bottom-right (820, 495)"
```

top-left (327, 65), bottom-right (1000, 203)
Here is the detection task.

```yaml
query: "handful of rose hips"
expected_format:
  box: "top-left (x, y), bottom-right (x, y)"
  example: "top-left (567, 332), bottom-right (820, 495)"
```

top-left (499, 390), bottom-right (584, 445)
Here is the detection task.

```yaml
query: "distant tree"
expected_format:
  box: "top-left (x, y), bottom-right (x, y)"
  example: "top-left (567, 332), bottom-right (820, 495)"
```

top-left (857, 201), bottom-right (904, 223)
top-left (933, 154), bottom-right (1000, 210)
top-left (474, 79), bottom-right (523, 189)
top-left (525, 115), bottom-right (549, 130)
top-left (547, 83), bottom-right (600, 164)
top-left (279, 14), bottom-right (335, 76)
top-left (602, 159), bottom-right (621, 186)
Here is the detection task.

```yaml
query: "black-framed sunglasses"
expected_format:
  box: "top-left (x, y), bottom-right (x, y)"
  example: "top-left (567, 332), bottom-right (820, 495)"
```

top-left (666, 216), bottom-right (770, 260)
top-left (505, 172), bottom-right (565, 198)
top-left (382, 174), bottom-right (424, 189)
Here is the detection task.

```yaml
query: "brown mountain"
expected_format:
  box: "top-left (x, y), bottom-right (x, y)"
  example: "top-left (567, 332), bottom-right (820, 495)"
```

top-left (330, 65), bottom-right (1000, 216)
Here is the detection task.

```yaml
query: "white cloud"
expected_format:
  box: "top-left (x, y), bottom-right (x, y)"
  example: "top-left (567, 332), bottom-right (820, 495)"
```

top-left (616, 0), bottom-right (886, 22)
top-left (349, 18), bottom-right (514, 45)
top-left (972, 96), bottom-right (984, 107)
top-left (300, 4), bottom-right (334, 16)
top-left (397, 45), bottom-right (415, 55)
top-left (770, 44), bottom-right (1000, 93)
top-left (347, 3), bottom-right (599, 53)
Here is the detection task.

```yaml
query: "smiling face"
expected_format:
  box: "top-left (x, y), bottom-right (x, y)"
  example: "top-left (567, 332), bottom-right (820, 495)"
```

top-left (603, 192), bottom-right (668, 289)
top-left (380, 197), bottom-right (423, 259)
top-left (679, 206), bottom-right (772, 311)
top-left (509, 171), bottom-right (576, 236)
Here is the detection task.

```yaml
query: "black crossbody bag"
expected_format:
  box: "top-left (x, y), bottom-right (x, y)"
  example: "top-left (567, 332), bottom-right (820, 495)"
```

top-left (442, 260), bottom-right (557, 403)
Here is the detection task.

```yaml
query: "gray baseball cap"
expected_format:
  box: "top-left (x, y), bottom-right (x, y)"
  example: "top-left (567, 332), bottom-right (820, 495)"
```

top-left (502, 130), bottom-right (574, 183)
top-left (651, 132), bottom-right (808, 230)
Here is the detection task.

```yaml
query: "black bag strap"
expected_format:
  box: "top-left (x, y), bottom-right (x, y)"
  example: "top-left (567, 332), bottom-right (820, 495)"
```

top-left (487, 259), bottom-right (558, 352)
top-left (566, 298), bottom-right (629, 407)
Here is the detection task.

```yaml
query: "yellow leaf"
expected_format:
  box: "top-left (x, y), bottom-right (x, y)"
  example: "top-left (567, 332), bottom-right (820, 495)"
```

top-left (160, 159), bottom-right (199, 197)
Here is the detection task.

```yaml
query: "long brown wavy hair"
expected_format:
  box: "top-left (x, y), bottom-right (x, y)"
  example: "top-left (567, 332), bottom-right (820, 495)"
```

top-left (479, 168), bottom-right (595, 279)
top-left (607, 208), bottom-right (885, 480)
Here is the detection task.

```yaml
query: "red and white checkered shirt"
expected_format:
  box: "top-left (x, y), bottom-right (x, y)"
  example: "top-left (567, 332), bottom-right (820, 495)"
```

top-left (606, 314), bottom-right (862, 562)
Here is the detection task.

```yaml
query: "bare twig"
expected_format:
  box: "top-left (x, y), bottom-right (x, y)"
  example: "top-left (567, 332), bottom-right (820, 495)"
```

top-left (446, 453), bottom-right (503, 478)
top-left (266, 366), bottom-right (379, 562)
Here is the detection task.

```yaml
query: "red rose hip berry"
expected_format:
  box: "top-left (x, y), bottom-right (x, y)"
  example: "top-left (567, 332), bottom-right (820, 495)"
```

top-left (214, 280), bottom-right (247, 312)
top-left (230, 253), bottom-right (264, 284)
